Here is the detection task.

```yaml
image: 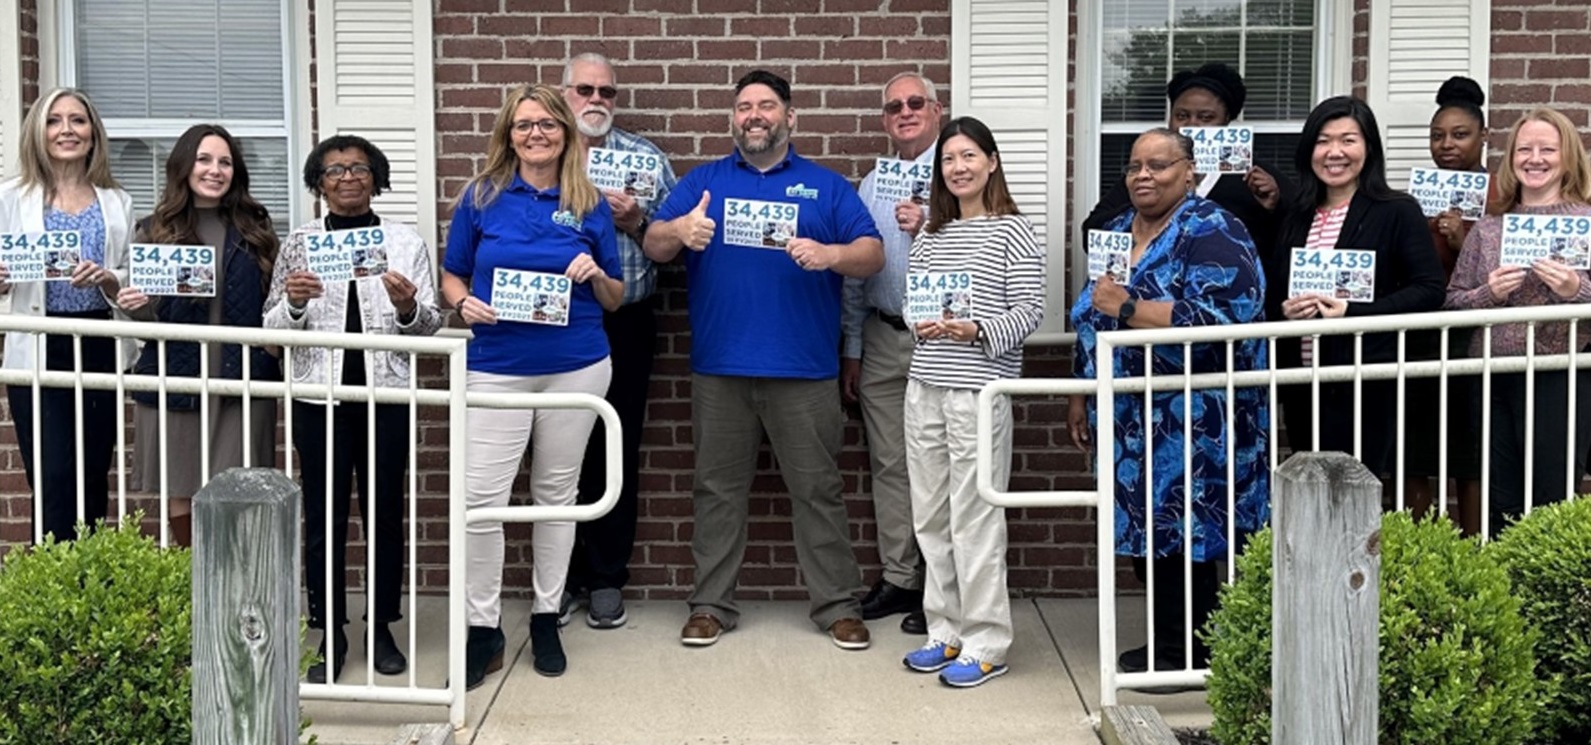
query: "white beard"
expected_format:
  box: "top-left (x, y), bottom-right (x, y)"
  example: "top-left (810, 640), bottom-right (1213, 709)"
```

top-left (577, 106), bottom-right (614, 139)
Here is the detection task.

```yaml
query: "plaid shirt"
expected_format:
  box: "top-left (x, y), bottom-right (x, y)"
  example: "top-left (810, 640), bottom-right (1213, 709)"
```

top-left (600, 126), bottom-right (678, 305)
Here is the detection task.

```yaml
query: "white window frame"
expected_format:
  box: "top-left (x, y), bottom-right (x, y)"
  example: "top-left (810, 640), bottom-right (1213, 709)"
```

top-left (42, 0), bottom-right (307, 224)
top-left (1072, 0), bottom-right (1353, 295)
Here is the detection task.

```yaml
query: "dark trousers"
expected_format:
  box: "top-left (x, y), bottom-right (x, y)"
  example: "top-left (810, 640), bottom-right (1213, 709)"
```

top-left (6, 313), bottom-right (117, 543)
top-left (292, 400), bottom-right (409, 628)
top-left (1486, 370), bottom-right (1591, 538)
top-left (1132, 555), bottom-right (1220, 664)
top-left (570, 299), bottom-right (656, 591)
top-left (1278, 378), bottom-right (1397, 474)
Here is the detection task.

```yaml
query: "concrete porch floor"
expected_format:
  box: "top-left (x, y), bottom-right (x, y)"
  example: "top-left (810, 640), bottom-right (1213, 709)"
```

top-left (302, 597), bottom-right (1213, 745)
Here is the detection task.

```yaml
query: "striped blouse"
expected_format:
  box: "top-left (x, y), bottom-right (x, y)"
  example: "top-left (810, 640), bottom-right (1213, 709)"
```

top-left (906, 214), bottom-right (1046, 390)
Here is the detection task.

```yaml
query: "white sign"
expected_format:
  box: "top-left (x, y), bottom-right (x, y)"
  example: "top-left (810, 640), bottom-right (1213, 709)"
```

top-left (872, 157), bottom-right (934, 205)
top-left (1086, 230), bottom-right (1131, 284)
top-left (586, 147), bottom-right (663, 201)
top-left (129, 244), bottom-right (217, 297)
top-left (1288, 248), bottom-right (1377, 303)
top-left (0, 231), bottom-right (82, 283)
top-left (723, 198), bottom-right (799, 249)
top-left (905, 271), bottom-right (974, 324)
top-left (1180, 126), bottom-right (1253, 174)
top-left (1409, 167), bottom-right (1490, 220)
top-left (1500, 213), bottom-right (1591, 269)
top-left (305, 227), bottom-right (388, 283)
top-left (491, 268), bottom-right (571, 326)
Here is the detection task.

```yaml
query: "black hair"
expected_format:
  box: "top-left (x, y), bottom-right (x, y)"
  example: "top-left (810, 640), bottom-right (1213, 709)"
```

top-left (1291, 96), bottom-right (1405, 211)
top-left (1434, 75), bottom-right (1486, 129)
top-left (302, 134), bottom-right (392, 197)
top-left (734, 69), bottom-right (792, 104)
top-left (1167, 62), bottom-right (1247, 120)
top-left (1142, 127), bottom-right (1196, 161)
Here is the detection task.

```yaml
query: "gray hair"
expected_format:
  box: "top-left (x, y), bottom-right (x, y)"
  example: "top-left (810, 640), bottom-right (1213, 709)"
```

top-left (563, 52), bottom-right (616, 86)
top-left (1140, 126), bottom-right (1196, 161)
top-left (881, 71), bottom-right (939, 104)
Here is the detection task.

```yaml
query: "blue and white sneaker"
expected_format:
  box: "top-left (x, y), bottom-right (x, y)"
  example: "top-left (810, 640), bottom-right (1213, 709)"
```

top-left (938, 656), bottom-right (1009, 688)
top-left (903, 640), bottom-right (960, 673)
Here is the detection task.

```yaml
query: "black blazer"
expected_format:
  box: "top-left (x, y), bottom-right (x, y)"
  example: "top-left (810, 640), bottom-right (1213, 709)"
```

top-left (1083, 158), bottom-right (1293, 261)
top-left (1265, 192), bottom-right (1445, 367)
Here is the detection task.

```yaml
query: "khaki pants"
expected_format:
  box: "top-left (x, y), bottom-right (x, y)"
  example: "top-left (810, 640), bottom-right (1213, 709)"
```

top-left (857, 313), bottom-right (923, 589)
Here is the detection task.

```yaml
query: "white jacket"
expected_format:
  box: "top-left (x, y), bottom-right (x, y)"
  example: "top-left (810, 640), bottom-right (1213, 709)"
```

top-left (0, 177), bottom-right (137, 371)
top-left (263, 217), bottom-right (443, 397)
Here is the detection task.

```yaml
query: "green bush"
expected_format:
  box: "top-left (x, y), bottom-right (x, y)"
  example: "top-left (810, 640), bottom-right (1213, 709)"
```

top-left (0, 520), bottom-right (192, 742)
top-left (1490, 498), bottom-right (1591, 744)
top-left (1205, 513), bottom-right (1546, 745)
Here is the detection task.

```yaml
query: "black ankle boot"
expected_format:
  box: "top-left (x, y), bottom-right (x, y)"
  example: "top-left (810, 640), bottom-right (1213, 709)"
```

top-left (370, 623), bottom-right (407, 676)
top-left (529, 613), bottom-right (566, 677)
top-left (307, 628), bottom-right (347, 684)
top-left (464, 625), bottom-right (505, 691)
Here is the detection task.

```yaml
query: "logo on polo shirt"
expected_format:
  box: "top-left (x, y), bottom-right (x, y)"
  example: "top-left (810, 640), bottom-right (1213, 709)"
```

top-left (785, 183), bottom-right (819, 200)
top-left (552, 210), bottom-right (579, 228)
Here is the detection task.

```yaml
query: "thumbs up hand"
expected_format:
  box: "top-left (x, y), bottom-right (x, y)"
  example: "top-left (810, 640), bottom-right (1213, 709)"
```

top-left (683, 190), bottom-right (716, 251)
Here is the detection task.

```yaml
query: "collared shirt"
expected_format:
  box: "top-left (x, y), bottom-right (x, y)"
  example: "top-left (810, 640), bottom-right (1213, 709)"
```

top-left (652, 146), bottom-right (881, 380)
top-left (597, 126), bottom-right (678, 306)
top-left (841, 147), bottom-right (934, 358)
top-left (442, 172), bottom-right (621, 376)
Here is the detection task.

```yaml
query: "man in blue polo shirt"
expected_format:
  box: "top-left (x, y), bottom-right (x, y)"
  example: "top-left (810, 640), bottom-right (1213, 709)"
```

top-left (645, 69), bottom-right (884, 650)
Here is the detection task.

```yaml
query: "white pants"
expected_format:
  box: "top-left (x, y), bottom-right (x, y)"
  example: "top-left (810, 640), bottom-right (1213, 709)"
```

top-left (905, 380), bottom-right (1013, 664)
top-left (465, 360), bottom-right (612, 627)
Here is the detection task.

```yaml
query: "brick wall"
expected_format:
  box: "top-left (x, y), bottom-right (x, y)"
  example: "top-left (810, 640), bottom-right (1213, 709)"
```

top-left (18, 0), bottom-right (38, 106)
top-left (1489, 0), bottom-right (1591, 151)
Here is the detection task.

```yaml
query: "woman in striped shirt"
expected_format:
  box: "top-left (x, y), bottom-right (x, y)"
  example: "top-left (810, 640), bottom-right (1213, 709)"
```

top-left (898, 117), bottom-right (1044, 689)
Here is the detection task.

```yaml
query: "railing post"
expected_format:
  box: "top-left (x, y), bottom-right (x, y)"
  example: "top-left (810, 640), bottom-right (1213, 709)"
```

top-left (1272, 451), bottom-right (1380, 744)
top-left (192, 468), bottom-right (302, 744)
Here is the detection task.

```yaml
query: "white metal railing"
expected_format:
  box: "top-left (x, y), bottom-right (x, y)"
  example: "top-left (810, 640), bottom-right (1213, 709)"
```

top-left (977, 303), bottom-right (1591, 708)
top-left (0, 314), bottom-right (621, 730)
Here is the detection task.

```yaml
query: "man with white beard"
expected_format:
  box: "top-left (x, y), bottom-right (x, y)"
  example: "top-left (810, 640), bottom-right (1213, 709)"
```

top-left (560, 52), bottom-right (678, 630)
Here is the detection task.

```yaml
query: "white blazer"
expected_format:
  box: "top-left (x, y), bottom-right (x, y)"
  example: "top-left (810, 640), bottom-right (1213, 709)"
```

top-left (0, 177), bottom-right (137, 371)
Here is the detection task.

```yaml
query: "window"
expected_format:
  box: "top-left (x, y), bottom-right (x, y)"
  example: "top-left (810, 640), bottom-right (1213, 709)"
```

top-left (62, 0), bottom-right (295, 233)
top-left (1095, 0), bottom-right (1319, 195)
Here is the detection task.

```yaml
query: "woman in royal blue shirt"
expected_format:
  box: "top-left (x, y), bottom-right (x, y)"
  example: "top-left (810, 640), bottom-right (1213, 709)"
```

top-left (440, 83), bottom-right (622, 688)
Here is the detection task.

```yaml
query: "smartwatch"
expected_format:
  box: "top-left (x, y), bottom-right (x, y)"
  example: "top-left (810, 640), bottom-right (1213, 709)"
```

top-left (1117, 298), bottom-right (1136, 324)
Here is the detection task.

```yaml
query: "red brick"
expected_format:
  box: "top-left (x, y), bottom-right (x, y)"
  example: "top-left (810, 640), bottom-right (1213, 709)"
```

top-left (614, 63), bottom-right (667, 85)
top-left (794, 16), bottom-right (855, 36)
top-left (888, 0), bottom-right (948, 10)
top-left (636, 39), bottom-right (695, 60)
top-left (698, 40), bottom-right (760, 60)
top-left (731, 17), bottom-right (792, 36)
top-left (1556, 32), bottom-right (1591, 56)
top-left (443, 0), bottom-right (502, 11)
top-left (859, 15), bottom-right (919, 36)
top-left (501, 0), bottom-right (564, 10)
top-left (440, 37), bottom-right (504, 59)
top-left (1524, 9), bottom-right (1589, 31)
top-left (1489, 58), bottom-right (1527, 80)
top-left (433, 15), bottom-right (477, 35)
top-left (886, 39), bottom-right (948, 59)
top-left (1529, 57), bottom-right (1591, 79)
top-left (440, 87), bottom-right (508, 109)
top-left (1556, 84), bottom-right (1591, 105)
top-left (476, 62), bottom-right (537, 84)
top-left (696, 0), bottom-right (758, 11)
top-left (541, 15), bottom-right (600, 36)
top-left (475, 14), bottom-right (537, 36)
top-left (503, 38), bottom-right (572, 61)
top-left (668, 64), bottom-right (730, 85)
top-left (825, 88), bottom-right (884, 109)
top-left (794, 63), bottom-right (857, 85)
top-left (1492, 82), bottom-right (1553, 105)
top-left (1493, 32), bottom-right (1555, 54)
top-left (602, 16), bottom-right (661, 35)
top-left (666, 17), bottom-right (728, 36)
top-left (824, 38), bottom-right (883, 60)
top-left (826, 0), bottom-right (884, 10)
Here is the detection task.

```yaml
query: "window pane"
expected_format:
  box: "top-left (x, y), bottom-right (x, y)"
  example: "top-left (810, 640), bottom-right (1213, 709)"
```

top-left (75, 0), bottom-right (284, 120)
top-left (1245, 31), bottom-right (1316, 120)
top-left (108, 137), bottom-right (292, 239)
top-left (1098, 132), bottom-right (1302, 204)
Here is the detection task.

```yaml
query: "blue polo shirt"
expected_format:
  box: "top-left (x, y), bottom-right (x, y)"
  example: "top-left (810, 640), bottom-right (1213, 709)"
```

top-left (653, 147), bottom-right (880, 379)
top-left (443, 174), bottom-right (622, 375)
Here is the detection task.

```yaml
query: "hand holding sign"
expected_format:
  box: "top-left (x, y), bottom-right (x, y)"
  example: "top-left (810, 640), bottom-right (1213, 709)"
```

top-left (565, 252), bottom-right (606, 284)
top-left (285, 270), bottom-right (324, 309)
top-left (1246, 166), bottom-right (1280, 211)
top-left (69, 260), bottom-right (113, 291)
top-left (1533, 258), bottom-right (1582, 300)
top-left (456, 295), bottom-right (497, 326)
top-left (895, 200), bottom-right (925, 236)
top-left (382, 271), bottom-right (418, 316)
top-left (683, 191), bottom-right (716, 250)
top-left (603, 190), bottom-right (644, 235)
top-left (116, 286), bottom-right (151, 313)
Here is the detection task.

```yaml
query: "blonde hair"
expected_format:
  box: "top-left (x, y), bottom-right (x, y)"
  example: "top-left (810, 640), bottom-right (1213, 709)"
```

top-left (17, 87), bottom-right (118, 195)
top-left (1494, 107), bottom-right (1591, 209)
top-left (457, 84), bottom-right (599, 219)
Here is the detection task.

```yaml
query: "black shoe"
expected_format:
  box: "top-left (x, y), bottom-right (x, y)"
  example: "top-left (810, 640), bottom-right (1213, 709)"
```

top-left (1116, 643), bottom-right (1208, 675)
top-left (529, 613), bottom-right (566, 677)
top-left (307, 629), bottom-right (347, 684)
top-left (464, 626), bottom-right (505, 691)
top-left (370, 623), bottom-right (407, 676)
top-left (899, 610), bottom-right (928, 635)
top-left (859, 580), bottom-right (921, 620)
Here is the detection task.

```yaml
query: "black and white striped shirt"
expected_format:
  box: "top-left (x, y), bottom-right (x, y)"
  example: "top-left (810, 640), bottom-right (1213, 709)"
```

top-left (907, 214), bottom-right (1046, 390)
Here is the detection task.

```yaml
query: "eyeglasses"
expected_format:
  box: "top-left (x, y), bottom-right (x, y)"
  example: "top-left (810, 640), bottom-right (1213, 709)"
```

top-left (1123, 158), bottom-right (1188, 178)
top-left (883, 96), bottom-right (928, 116)
top-left (573, 84), bottom-right (618, 101)
top-left (324, 164), bottom-right (372, 180)
top-left (513, 119), bottom-right (563, 135)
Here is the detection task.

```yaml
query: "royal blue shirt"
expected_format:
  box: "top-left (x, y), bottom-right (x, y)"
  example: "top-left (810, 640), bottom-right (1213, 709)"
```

top-left (653, 147), bottom-right (880, 379)
top-left (443, 174), bottom-right (622, 375)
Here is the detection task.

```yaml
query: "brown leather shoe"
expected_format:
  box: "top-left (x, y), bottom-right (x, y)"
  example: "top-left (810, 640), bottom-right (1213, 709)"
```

top-left (680, 612), bottom-right (726, 647)
top-left (829, 617), bottom-right (871, 650)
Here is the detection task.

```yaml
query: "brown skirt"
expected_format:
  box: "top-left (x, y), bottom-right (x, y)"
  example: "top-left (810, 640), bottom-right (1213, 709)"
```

top-left (131, 398), bottom-right (277, 498)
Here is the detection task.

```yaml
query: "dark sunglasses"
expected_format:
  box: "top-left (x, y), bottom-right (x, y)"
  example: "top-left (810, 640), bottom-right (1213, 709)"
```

top-left (573, 84), bottom-right (618, 101)
top-left (883, 96), bottom-right (928, 116)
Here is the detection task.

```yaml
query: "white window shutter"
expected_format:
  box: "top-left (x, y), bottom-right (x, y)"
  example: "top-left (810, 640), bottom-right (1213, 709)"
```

top-left (314, 0), bottom-right (436, 245)
top-left (952, 0), bottom-right (1069, 336)
top-left (0, 9), bottom-right (20, 180)
top-left (1367, 0), bottom-right (1491, 191)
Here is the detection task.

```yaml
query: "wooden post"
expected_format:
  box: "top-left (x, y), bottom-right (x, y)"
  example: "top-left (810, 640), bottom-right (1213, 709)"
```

top-left (192, 468), bottom-right (301, 744)
top-left (1272, 452), bottom-right (1380, 744)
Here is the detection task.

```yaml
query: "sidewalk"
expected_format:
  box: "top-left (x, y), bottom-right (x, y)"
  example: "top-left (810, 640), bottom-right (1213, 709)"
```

top-left (303, 597), bottom-right (1212, 745)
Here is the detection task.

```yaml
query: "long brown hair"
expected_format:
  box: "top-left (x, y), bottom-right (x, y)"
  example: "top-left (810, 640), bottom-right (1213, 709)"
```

top-left (1492, 107), bottom-right (1591, 210)
top-left (925, 117), bottom-right (1020, 234)
top-left (16, 87), bottom-right (118, 196)
top-left (456, 84), bottom-right (600, 219)
top-left (144, 124), bottom-right (278, 284)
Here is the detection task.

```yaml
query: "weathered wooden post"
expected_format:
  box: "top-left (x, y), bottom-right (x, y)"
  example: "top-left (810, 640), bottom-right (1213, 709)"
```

top-left (1272, 451), bottom-right (1380, 744)
top-left (192, 468), bottom-right (301, 744)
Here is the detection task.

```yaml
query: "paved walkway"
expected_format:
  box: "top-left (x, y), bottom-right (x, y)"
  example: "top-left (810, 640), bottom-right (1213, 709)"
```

top-left (304, 597), bottom-right (1212, 745)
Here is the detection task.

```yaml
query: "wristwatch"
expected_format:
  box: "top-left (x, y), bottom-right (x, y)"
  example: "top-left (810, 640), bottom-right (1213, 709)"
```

top-left (1117, 298), bottom-right (1136, 324)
